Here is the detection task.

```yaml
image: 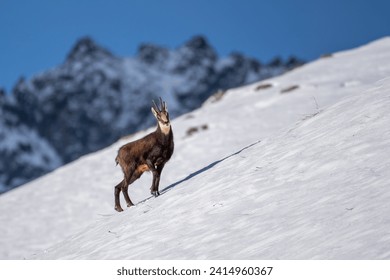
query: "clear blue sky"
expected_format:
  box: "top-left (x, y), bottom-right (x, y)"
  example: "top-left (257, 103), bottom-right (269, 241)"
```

top-left (1, 0), bottom-right (389, 92)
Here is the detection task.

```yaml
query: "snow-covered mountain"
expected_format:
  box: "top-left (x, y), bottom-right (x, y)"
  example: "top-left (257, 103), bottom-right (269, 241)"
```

top-left (0, 35), bottom-right (303, 193)
top-left (0, 98), bottom-right (62, 190)
top-left (0, 37), bottom-right (389, 259)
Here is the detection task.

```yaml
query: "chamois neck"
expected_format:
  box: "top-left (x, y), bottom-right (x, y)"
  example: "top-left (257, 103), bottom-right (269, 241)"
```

top-left (156, 122), bottom-right (171, 136)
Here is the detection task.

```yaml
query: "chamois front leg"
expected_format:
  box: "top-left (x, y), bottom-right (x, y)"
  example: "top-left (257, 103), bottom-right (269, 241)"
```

top-left (151, 171), bottom-right (161, 197)
top-left (147, 160), bottom-right (164, 197)
top-left (150, 161), bottom-right (165, 197)
top-left (153, 165), bottom-right (164, 197)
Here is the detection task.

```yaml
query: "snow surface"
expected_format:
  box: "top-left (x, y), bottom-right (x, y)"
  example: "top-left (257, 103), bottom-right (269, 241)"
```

top-left (0, 37), bottom-right (390, 259)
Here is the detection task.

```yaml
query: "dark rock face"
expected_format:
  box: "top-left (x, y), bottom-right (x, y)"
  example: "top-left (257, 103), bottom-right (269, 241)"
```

top-left (0, 35), bottom-right (304, 193)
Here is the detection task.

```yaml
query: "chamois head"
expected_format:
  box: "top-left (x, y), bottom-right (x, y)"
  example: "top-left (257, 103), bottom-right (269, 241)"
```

top-left (151, 97), bottom-right (171, 133)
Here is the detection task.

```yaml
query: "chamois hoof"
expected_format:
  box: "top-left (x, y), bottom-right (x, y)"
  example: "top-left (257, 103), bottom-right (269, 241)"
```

top-left (127, 202), bottom-right (134, 207)
top-left (115, 205), bottom-right (124, 212)
top-left (151, 191), bottom-right (160, 197)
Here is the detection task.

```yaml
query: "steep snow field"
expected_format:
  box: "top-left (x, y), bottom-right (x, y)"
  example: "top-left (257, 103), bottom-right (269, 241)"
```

top-left (1, 38), bottom-right (390, 259)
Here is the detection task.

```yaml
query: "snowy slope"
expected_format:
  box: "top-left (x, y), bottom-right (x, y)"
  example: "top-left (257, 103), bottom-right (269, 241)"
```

top-left (0, 37), bottom-right (390, 259)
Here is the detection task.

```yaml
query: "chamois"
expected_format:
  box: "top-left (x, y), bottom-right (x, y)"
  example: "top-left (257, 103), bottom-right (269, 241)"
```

top-left (114, 98), bottom-right (174, 212)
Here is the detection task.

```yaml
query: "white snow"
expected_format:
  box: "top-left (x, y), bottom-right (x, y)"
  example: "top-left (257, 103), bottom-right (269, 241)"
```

top-left (1, 37), bottom-right (390, 259)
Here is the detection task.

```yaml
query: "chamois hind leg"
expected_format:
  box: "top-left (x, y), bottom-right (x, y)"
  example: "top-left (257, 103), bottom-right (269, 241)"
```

top-left (122, 185), bottom-right (134, 208)
top-left (114, 180), bottom-right (124, 212)
top-left (122, 168), bottom-right (144, 207)
top-left (122, 176), bottom-right (134, 208)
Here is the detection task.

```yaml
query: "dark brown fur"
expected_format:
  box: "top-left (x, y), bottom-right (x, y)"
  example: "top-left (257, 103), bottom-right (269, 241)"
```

top-left (114, 99), bottom-right (174, 212)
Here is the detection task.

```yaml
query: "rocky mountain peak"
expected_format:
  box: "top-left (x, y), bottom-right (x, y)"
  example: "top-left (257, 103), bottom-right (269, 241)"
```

top-left (66, 36), bottom-right (114, 62)
top-left (181, 35), bottom-right (217, 60)
top-left (184, 35), bottom-right (210, 50)
top-left (137, 43), bottom-right (169, 65)
top-left (172, 35), bottom-right (217, 73)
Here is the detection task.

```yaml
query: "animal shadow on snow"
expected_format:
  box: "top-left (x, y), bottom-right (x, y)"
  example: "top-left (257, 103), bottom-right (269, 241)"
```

top-left (137, 140), bottom-right (261, 205)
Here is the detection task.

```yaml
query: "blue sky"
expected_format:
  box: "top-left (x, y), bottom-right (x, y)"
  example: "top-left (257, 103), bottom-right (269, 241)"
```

top-left (1, 0), bottom-right (389, 92)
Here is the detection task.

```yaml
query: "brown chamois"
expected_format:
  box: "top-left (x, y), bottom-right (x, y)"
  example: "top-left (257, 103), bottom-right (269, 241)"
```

top-left (114, 97), bottom-right (174, 212)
